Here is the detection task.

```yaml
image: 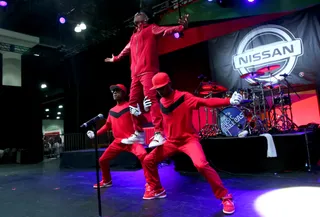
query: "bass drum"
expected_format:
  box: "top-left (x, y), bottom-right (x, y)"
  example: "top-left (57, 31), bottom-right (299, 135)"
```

top-left (218, 106), bottom-right (252, 137)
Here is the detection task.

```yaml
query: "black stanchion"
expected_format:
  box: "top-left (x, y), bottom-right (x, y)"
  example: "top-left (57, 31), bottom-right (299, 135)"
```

top-left (91, 124), bottom-right (102, 217)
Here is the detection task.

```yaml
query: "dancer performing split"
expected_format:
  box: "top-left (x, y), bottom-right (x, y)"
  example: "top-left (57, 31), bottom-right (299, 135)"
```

top-left (104, 12), bottom-right (189, 148)
top-left (86, 84), bottom-right (151, 188)
top-left (142, 73), bottom-right (242, 214)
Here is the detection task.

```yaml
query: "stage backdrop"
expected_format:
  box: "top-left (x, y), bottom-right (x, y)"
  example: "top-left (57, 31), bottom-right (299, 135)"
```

top-left (208, 7), bottom-right (320, 90)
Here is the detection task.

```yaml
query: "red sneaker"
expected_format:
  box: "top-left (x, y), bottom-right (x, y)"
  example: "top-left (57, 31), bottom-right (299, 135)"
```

top-left (93, 180), bottom-right (112, 189)
top-left (222, 194), bottom-right (235, 214)
top-left (142, 184), bottom-right (167, 200)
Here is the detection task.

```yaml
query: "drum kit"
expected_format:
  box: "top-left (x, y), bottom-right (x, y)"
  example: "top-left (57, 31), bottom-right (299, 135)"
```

top-left (196, 65), bottom-right (299, 139)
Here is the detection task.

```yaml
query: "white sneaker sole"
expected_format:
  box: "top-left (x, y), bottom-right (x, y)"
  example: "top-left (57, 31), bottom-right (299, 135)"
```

top-left (143, 190), bottom-right (167, 200)
top-left (148, 143), bottom-right (164, 148)
top-left (121, 139), bottom-right (145, 145)
top-left (93, 182), bottom-right (112, 189)
top-left (223, 209), bottom-right (235, 215)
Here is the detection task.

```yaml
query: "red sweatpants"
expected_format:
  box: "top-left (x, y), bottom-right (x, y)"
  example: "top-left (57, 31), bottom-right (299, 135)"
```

top-left (99, 141), bottom-right (147, 182)
top-left (129, 72), bottom-right (163, 132)
top-left (143, 139), bottom-right (228, 199)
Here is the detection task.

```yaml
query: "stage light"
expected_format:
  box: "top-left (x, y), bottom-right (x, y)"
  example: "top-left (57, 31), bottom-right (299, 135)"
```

top-left (79, 22), bottom-right (86, 30)
top-left (58, 105), bottom-right (63, 109)
top-left (57, 112), bottom-right (61, 115)
top-left (74, 25), bottom-right (81, 32)
top-left (174, 32), bottom-right (180, 38)
top-left (59, 17), bottom-right (66, 24)
top-left (46, 115), bottom-right (49, 118)
top-left (0, 1), bottom-right (7, 7)
top-left (255, 187), bottom-right (320, 217)
top-left (41, 84), bottom-right (47, 89)
top-left (208, 0), bottom-right (213, 1)
top-left (248, 0), bottom-right (255, 2)
top-left (56, 117), bottom-right (60, 119)
top-left (45, 109), bottom-right (49, 112)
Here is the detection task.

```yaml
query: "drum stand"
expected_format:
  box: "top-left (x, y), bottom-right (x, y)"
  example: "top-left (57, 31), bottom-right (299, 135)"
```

top-left (246, 83), bottom-right (267, 135)
top-left (272, 78), bottom-right (299, 132)
top-left (246, 91), bottom-right (267, 135)
top-left (199, 93), bottom-right (220, 139)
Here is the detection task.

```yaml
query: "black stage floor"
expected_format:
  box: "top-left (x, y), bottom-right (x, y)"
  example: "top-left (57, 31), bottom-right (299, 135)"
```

top-left (60, 131), bottom-right (319, 174)
top-left (1, 159), bottom-right (319, 217)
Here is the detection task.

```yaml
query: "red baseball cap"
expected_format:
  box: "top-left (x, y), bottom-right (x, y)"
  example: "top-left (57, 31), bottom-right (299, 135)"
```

top-left (150, 72), bottom-right (171, 90)
top-left (110, 84), bottom-right (127, 94)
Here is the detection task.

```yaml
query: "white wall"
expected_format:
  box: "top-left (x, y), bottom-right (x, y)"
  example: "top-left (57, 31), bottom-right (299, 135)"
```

top-left (42, 120), bottom-right (64, 135)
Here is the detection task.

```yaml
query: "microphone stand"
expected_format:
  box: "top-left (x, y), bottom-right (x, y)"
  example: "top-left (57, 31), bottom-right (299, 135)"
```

top-left (91, 123), bottom-right (102, 217)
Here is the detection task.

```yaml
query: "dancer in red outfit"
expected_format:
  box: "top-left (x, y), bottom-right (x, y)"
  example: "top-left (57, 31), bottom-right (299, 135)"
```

top-left (142, 73), bottom-right (242, 215)
top-left (104, 12), bottom-right (189, 148)
top-left (86, 84), bottom-right (150, 188)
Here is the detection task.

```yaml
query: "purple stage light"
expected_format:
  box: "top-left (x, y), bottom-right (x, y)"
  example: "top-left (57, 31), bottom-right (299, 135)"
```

top-left (248, 0), bottom-right (255, 2)
top-left (59, 17), bottom-right (66, 24)
top-left (174, 32), bottom-right (180, 39)
top-left (0, 1), bottom-right (7, 7)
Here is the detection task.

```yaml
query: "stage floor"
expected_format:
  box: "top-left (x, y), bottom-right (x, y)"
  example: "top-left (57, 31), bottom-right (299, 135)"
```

top-left (0, 159), bottom-right (319, 217)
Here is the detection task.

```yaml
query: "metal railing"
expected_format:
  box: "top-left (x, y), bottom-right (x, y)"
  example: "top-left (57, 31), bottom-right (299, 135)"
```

top-left (43, 132), bottom-right (114, 155)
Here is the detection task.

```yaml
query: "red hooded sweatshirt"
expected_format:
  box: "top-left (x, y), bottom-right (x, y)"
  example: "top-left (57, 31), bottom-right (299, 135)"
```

top-left (114, 24), bottom-right (184, 78)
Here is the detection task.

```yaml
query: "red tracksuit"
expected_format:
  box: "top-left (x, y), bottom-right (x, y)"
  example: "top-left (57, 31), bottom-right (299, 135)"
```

top-left (143, 90), bottom-right (231, 199)
top-left (97, 101), bottom-right (147, 182)
top-left (114, 24), bottom-right (184, 132)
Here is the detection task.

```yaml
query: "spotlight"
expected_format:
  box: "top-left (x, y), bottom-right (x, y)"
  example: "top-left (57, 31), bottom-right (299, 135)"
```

top-left (45, 109), bottom-right (49, 112)
top-left (57, 112), bottom-right (61, 115)
top-left (41, 84), bottom-right (47, 89)
top-left (0, 1), bottom-right (7, 7)
top-left (74, 25), bottom-right (81, 33)
top-left (58, 105), bottom-right (63, 109)
top-left (79, 22), bottom-right (86, 30)
top-left (248, 0), bottom-right (255, 2)
top-left (56, 117), bottom-right (60, 119)
top-left (59, 17), bottom-right (66, 24)
top-left (174, 32), bottom-right (184, 39)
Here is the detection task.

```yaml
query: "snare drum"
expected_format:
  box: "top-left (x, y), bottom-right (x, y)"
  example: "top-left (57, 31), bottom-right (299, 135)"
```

top-left (218, 106), bottom-right (251, 137)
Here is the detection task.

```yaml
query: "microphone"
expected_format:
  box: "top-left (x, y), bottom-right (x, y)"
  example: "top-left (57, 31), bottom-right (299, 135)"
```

top-left (80, 114), bottom-right (104, 128)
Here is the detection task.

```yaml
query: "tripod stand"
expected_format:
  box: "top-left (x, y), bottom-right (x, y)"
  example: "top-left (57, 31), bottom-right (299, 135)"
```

top-left (272, 75), bottom-right (299, 132)
top-left (199, 92), bottom-right (221, 138)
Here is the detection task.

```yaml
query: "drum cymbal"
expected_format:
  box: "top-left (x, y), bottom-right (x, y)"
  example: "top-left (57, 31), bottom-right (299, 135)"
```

top-left (240, 71), bottom-right (265, 79)
top-left (263, 82), bottom-right (285, 89)
top-left (200, 82), bottom-right (227, 93)
top-left (199, 91), bottom-right (224, 95)
top-left (257, 65), bottom-right (281, 73)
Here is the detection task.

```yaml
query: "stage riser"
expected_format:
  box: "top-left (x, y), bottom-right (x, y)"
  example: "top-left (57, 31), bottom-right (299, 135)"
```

top-left (60, 150), bottom-right (142, 170)
top-left (173, 134), bottom-right (311, 173)
top-left (60, 133), bottom-right (317, 173)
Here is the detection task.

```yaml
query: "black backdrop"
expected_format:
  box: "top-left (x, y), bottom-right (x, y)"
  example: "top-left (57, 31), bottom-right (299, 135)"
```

top-left (208, 6), bottom-right (320, 90)
top-left (63, 38), bottom-right (211, 134)
top-left (0, 55), bottom-right (42, 163)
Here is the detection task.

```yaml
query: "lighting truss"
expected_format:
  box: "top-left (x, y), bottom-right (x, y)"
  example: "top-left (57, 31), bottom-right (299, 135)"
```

top-left (62, 0), bottom-right (198, 58)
